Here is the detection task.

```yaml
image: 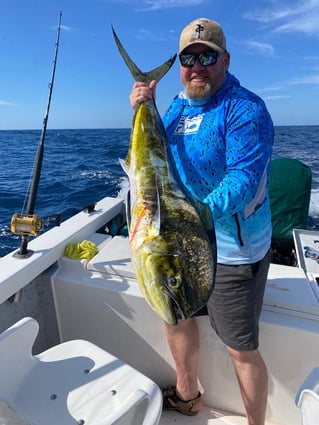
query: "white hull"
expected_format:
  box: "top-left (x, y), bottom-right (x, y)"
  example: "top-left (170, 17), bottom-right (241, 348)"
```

top-left (0, 196), bottom-right (318, 424)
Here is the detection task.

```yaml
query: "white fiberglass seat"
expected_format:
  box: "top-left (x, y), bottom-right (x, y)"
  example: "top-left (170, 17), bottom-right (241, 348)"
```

top-left (295, 367), bottom-right (319, 425)
top-left (0, 317), bottom-right (162, 425)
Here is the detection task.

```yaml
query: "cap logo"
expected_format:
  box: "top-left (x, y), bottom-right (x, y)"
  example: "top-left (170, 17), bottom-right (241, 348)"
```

top-left (195, 24), bottom-right (204, 39)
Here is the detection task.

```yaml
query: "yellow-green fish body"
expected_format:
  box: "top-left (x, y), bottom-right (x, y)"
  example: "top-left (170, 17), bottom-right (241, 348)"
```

top-left (113, 28), bottom-right (216, 325)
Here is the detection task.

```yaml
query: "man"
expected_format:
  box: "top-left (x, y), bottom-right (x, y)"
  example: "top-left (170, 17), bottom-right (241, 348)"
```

top-left (130, 18), bottom-right (274, 425)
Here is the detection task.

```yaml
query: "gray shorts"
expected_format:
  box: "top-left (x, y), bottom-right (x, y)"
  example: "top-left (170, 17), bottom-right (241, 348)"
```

top-left (198, 249), bottom-right (271, 351)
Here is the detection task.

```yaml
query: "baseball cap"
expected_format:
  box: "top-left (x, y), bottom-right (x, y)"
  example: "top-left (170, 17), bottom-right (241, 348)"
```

top-left (179, 18), bottom-right (227, 54)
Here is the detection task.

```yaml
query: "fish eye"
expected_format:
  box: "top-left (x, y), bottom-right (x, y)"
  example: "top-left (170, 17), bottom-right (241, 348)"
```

top-left (168, 276), bottom-right (180, 288)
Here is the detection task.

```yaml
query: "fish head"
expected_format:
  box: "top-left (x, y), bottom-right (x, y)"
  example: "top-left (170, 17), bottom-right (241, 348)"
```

top-left (133, 235), bottom-right (213, 325)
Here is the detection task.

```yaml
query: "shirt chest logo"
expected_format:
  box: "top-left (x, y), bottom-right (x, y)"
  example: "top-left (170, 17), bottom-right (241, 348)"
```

top-left (174, 114), bottom-right (204, 135)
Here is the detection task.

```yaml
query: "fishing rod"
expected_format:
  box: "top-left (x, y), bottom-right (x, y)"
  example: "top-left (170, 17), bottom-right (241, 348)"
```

top-left (11, 11), bottom-right (62, 257)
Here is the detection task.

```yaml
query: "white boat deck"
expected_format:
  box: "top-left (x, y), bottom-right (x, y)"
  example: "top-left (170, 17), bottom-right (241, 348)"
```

top-left (1, 196), bottom-right (318, 425)
top-left (0, 401), bottom-right (278, 425)
top-left (160, 407), bottom-right (278, 424)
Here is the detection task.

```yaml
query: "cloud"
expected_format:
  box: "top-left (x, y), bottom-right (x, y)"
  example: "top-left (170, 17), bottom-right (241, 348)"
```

top-left (243, 0), bottom-right (319, 37)
top-left (50, 24), bottom-right (73, 32)
top-left (242, 40), bottom-right (275, 57)
top-left (256, 85), bottom-right (291, 100)
top-left (60, 25), bottom-right (73, 32)
top-left (304, 55), bottom-right (319, 61)
top-left (274, 15), bottom-right (319, 36)
top-left (262, 94), bottom-right (291, 100)
top-left (138, 0), bottom-right (204, 11)
top-left (135, 29), bottom-right (166, 42)
top-left (256, 71), bottom-right (319, 101)
top-left (0, 100), bottom-right (16, 106)
top-left (257, 85), bottom-right (285, 93)
top-left (288, 73), bottom-right (319, 84)
top-left (135, 28), bottom-right (177, 42)
top-left (256, 72), bottom-right (319, 104)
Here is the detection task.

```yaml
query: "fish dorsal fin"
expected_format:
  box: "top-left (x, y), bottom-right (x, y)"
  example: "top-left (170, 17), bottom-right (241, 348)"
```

top-left (112, 26), bottom-right (176, 84)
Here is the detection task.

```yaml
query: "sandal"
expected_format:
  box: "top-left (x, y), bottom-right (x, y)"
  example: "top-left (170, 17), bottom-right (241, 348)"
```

top-left (162, 384), bottom-right (201, 416)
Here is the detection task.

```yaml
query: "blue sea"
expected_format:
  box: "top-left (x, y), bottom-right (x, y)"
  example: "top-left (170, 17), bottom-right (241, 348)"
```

top-left (1, 126), bottom-right (319, 257)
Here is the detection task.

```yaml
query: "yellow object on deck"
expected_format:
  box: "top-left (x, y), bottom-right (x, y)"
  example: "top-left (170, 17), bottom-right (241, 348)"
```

top-left (64, 240), bottom-right (98, 261)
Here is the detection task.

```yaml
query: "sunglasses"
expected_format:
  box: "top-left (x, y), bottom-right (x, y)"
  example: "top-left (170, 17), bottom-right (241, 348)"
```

top-left (179, 51), bottom-right (221, 68)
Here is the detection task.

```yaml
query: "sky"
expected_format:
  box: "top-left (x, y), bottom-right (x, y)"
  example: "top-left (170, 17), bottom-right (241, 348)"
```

top-left (1, 0), bottom-right (319, 130)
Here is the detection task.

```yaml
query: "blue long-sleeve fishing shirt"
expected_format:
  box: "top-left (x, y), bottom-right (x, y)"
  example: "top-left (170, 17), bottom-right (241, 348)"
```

top-left (163, 72), bottom-right (274, 264)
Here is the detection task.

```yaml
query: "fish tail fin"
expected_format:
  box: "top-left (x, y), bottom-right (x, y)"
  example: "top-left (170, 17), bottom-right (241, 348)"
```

top-left (112, 26), bottom-right (176, 84)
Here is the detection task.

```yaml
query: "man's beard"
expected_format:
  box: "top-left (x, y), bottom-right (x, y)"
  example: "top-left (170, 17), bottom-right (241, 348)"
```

top-left (185, 80), bottom-right (213, 100)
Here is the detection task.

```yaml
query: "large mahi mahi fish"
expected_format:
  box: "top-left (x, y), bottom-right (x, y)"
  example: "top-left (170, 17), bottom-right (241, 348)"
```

top-left (113, 28), bottom-right (216, 325)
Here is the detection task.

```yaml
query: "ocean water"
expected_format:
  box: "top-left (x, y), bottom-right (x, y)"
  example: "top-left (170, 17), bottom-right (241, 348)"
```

top-left (0, 126), bottom-right (319, 257)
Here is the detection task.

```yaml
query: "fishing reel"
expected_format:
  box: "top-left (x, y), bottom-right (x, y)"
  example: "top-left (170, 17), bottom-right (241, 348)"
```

top-left (11, 212), bottom-right (62, 236)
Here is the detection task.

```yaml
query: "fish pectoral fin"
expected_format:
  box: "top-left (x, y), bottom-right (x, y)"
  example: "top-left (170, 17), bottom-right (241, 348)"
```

top-left (119, 158), bottom-right (130, 176)
top-left (153, 186), bottom-right (161, 234)
top-left (131, 188), bottom-right (161, 242)
top-left (125, 189), bottom-right (131, 229)
top-left (130, 200), bottom-right (160, 243)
